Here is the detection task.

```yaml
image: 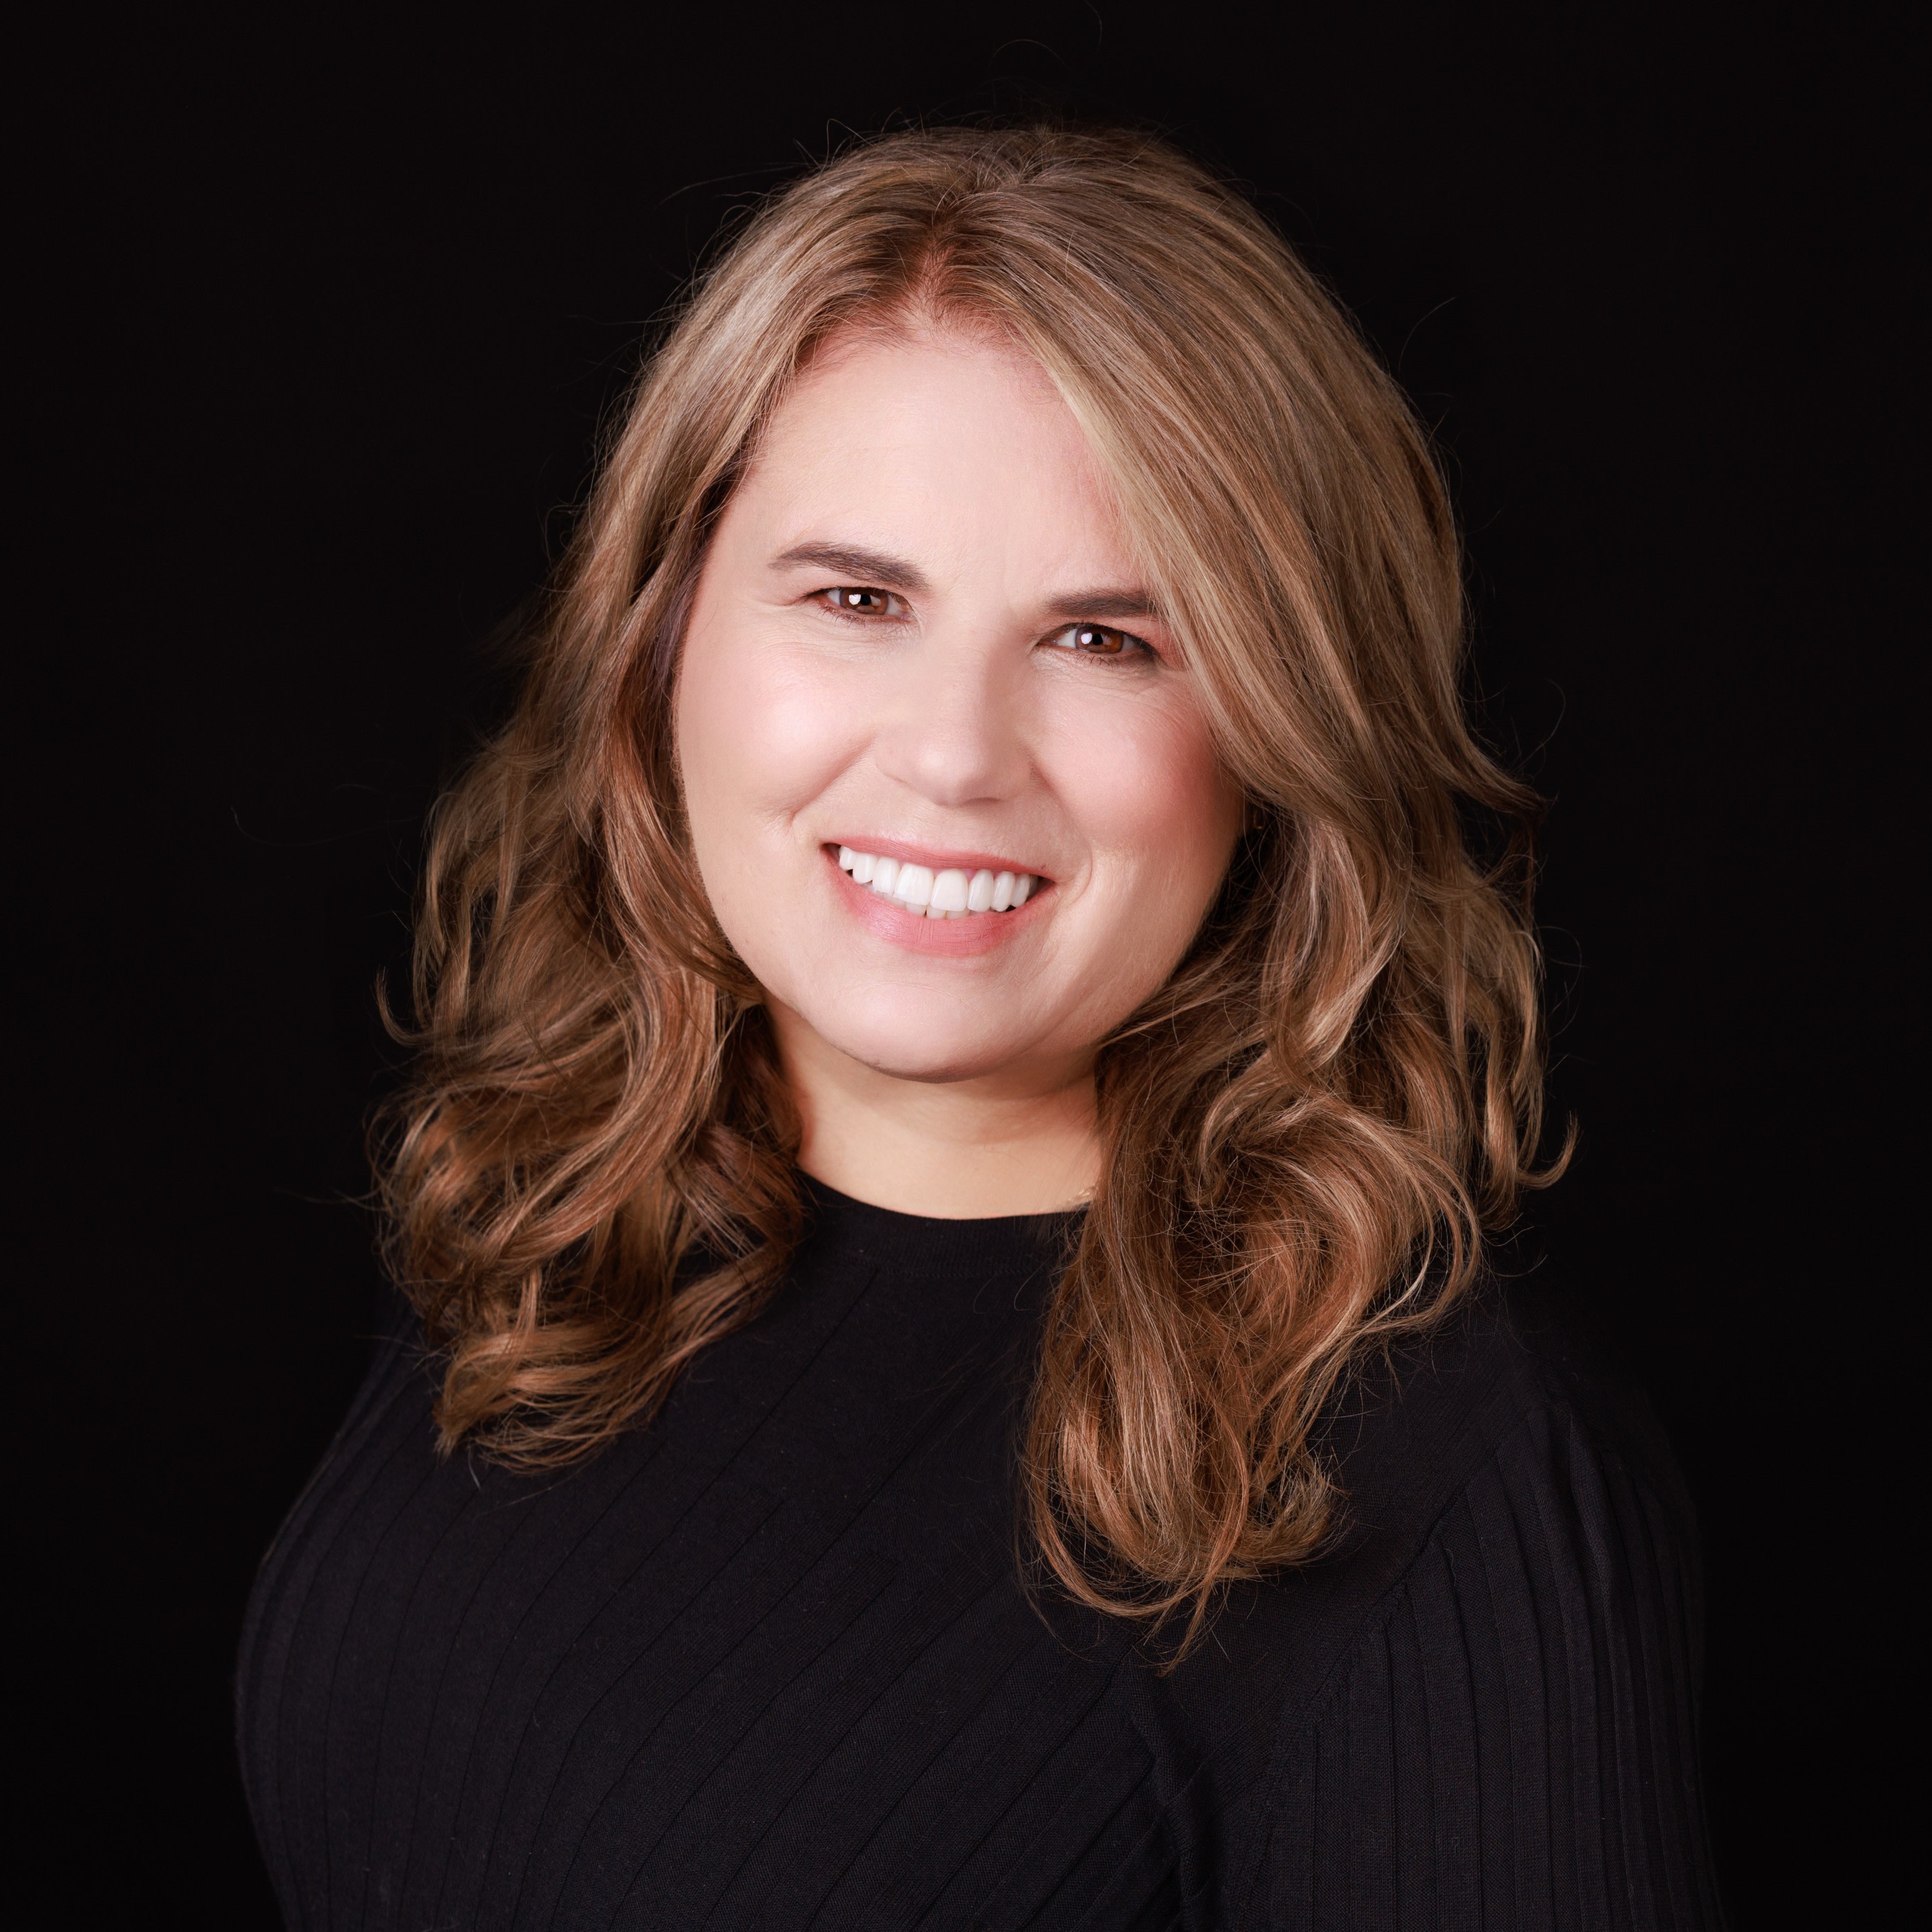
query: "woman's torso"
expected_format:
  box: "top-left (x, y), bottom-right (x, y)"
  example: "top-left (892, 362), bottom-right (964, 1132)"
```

top-left (238, 1188), bottom-right (1721, 1930)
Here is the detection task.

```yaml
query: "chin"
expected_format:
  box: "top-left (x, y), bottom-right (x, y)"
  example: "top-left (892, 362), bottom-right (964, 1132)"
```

top-left (811, 1009), bottom-right (1036, 1086)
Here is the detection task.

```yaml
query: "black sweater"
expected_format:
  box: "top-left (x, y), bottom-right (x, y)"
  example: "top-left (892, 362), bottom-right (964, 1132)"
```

top-left (237, 1183), bottom-right (1723, 1929)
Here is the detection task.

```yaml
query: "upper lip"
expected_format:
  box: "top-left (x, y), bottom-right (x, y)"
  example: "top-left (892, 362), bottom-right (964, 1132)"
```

top-left (826, 837), bottom-right (1052, 882)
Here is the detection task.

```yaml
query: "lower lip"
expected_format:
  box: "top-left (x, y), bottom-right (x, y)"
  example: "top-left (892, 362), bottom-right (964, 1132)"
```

top-left (828, 853), bottom-right (1051, 956)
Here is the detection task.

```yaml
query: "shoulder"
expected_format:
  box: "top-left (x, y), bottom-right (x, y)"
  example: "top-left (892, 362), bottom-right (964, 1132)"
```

top-left (1328, 1267), bottom-right (1698, 1580)
top-left (1151, 1272), bottom-right (1724, 1928)
top-left (1236, 1265), bottom-right (1705, 1693)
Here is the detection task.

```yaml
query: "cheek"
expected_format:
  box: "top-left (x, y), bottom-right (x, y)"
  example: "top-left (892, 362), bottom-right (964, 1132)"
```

top-left (676, 621), bottom-right (857, 846)
top-left (1050, 695), bottom-right (1239, 906)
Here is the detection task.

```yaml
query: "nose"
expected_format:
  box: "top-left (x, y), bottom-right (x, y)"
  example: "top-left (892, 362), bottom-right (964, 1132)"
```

top-left (869, 636), bottom-right (1031, 809)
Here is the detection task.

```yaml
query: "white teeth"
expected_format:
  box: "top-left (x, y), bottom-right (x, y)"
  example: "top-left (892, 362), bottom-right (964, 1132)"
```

top-left (837, 847), bottom-right (1039, 916)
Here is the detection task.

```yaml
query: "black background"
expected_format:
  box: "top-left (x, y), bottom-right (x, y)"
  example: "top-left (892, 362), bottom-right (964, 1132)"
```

top-left (20, 5), bottom-right (1918, 1925)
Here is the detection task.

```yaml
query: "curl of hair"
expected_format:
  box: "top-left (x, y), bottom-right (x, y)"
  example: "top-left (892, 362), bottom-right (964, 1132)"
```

top-left (377, 124), bottom-right (1566, 1644)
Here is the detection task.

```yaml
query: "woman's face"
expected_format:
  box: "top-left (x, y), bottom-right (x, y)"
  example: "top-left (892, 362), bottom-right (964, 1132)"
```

top-left (675, 325), bottom-right (1244, 1090)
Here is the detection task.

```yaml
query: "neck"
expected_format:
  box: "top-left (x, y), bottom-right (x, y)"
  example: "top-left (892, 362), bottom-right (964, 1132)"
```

top-left (770, 1008), bottom-right (1100, 1218)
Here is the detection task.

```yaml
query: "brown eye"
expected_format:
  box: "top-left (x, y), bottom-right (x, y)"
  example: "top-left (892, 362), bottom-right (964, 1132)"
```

top-left (821, 586), bottom-right (898, 616)
top-left (1048, 621), bottom-right (1148, 659)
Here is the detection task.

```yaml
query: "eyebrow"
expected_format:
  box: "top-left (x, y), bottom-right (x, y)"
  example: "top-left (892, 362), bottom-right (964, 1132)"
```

top-left (1040, 587), bottom-right (1164, 623)
top-left (773, 544), bottom-right (1164, 627)
top-left (771, 543), bottom-right (933, 594)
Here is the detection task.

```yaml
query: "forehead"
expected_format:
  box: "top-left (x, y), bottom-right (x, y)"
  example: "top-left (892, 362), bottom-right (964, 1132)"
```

top-left (727, 323), bottom-right (1131, 574)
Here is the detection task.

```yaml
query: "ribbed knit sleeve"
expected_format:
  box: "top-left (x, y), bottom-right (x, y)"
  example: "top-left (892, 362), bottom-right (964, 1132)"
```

top-left (1241, 1402), bottom-right (1725, 1931)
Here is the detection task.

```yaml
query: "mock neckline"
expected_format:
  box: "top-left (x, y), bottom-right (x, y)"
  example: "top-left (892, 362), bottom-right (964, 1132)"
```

top-left (797, 1170), bottom-right (1086, 1243)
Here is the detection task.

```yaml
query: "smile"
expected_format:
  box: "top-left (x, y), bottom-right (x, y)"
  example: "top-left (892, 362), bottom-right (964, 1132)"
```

top-left (835, 846), bottom-right (1042, 919)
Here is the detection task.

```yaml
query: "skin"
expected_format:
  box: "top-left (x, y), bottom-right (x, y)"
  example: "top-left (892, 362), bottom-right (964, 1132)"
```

top-left (674, 323), bottom-right (1244, 1217)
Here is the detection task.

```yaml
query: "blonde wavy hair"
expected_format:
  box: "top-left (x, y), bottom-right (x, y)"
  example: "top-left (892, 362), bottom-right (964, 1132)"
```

top-left (381, 124), bottom-right (1562, 1636)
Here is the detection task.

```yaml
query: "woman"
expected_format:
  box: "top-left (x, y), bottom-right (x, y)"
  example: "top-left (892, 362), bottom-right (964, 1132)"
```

top-left (238, 126), bottom-right (1721, 1928)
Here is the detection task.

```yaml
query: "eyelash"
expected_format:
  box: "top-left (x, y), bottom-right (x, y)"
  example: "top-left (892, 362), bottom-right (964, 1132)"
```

top-left (1044, 622), bottom-right (1151, 661)
top-left (814, 587), bottom-right (1154, 661)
